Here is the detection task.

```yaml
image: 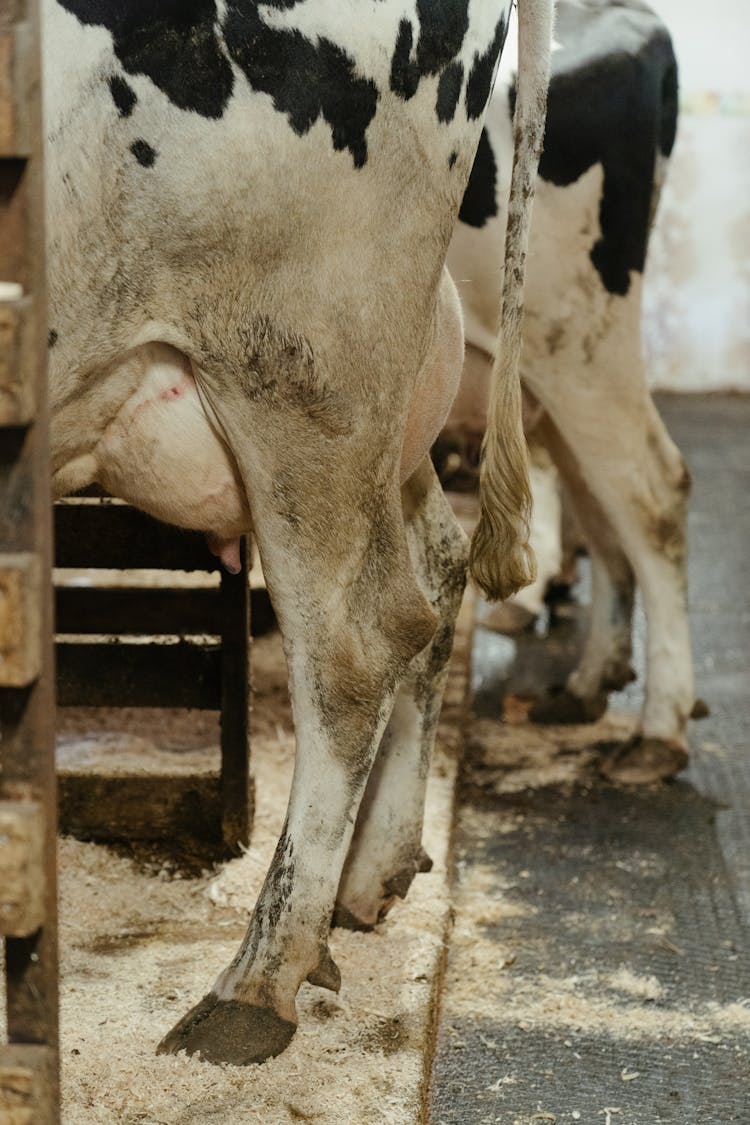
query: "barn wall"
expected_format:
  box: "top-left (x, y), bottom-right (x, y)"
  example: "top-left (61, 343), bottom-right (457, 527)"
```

top-left (643, 0), bottom-right (750, 391)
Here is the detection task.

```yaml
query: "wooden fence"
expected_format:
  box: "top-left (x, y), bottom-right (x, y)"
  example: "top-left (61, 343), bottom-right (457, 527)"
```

top-left (0, 1), bottom-right (60, 1120)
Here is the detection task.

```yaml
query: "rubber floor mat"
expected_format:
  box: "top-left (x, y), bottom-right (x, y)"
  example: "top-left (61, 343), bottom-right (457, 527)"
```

top-left (431, 398), bottom-right (750, 1123)
top-left (431, 780), bottom-right (750, 1124)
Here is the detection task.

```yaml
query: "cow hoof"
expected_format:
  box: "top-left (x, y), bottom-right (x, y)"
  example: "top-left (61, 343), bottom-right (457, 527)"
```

top-left (529, 689), bottom-right (608, 725)
top-left (333, 847), bottom-right (434, 931)
top-left (157, 992), bottom-right (296, 1065)
top-left (599, 736), bottom-right (688, 785)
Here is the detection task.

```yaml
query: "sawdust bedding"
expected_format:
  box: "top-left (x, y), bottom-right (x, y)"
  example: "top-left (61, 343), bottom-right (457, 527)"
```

top-left (49, 606), bottom-right (472, 1125)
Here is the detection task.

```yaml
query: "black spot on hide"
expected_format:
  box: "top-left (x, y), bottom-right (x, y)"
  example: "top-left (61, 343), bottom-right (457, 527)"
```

top-left (58, 0), bottom-right (513, 168)
top-left (130, 138), bottom-right (157, 166)
top-left (465, 14), bottom-right (508, 120)
top-left (58, 0), bottom-right (234, 118)
top-left (47, 329), bottom-right (58, 348)
top-left (390, 20), bottom-right (420, 101)
top-left (436, 61), bottom-right (464, 123)
top-left (514, 1), bottom-right (680, 296)
top-left (108, 73), bottom-right (137, 117)
top-left (59, 0), bottom-right (379, 168)
top-left (390, 1), bottom-right (473, 113)
top-left (222, 2), bottom-right (378, 169)
top-left (458, 127), bottom-right (497, 228)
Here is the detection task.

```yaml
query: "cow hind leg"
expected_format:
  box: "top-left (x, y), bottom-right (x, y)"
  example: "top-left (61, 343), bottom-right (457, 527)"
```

top-left (158, 387), bottom-right (436, 1064)
top-left (334, 458), bottom-right (467, 929)
top-left (529, 438), bottom-right (636, 725)
top-left (531, 399), bottom-right (693, 784)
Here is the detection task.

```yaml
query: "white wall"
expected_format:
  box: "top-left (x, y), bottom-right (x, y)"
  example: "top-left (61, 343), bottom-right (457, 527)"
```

top-left (642, 0), bottom-right (750, 390)
top-left (647, 0), bottom-right (749, 97)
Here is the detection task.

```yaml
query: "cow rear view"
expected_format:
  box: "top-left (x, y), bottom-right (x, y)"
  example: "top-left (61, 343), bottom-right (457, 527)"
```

top-left (43, 0), bottom-right (552, 1065)
top-left (446, 0), bottom-right (693, 784)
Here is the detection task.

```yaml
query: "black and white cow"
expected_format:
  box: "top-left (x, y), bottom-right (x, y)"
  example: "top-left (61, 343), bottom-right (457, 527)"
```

top-left (440, 0), bottom-right (693, 784)
top-left (41, 0), bottom-right (552, 1064)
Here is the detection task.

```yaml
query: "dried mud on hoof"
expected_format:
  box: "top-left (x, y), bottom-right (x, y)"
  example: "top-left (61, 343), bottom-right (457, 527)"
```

top-left (158, 992), bottom-right (296, 1065)
top-left (599, 735), bottom-right (689, 785)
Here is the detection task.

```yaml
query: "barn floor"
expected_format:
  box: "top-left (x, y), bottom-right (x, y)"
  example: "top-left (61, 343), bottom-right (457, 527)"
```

top-left (429, 395), bottom-right (750, 1124)
top-left (3, 398), bottom-right (746, 1124)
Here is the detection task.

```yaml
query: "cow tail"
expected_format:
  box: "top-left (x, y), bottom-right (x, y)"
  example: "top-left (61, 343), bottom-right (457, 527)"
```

top-left (468, 0), bottom-right (553, 601)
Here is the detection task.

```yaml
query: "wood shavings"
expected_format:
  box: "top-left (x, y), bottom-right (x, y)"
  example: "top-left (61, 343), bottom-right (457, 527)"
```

top-left (35, 602), bottom-right (476, 1124)
top-left (606, 968), bottom-right (663, 1002)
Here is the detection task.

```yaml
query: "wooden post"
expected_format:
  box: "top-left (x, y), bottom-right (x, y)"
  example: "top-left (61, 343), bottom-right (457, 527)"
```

top-left (0, 0), bottom-right (59, 1120)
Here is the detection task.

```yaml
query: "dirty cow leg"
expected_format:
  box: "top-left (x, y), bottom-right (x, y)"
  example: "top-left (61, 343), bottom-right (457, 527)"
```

top-left (158, 381), bottom-right (436, 1064)
top-left (531, 397), bottom-right (693, 783)
top-left (598, 404), bottom-right (693, 783)
top-left (530, 430), bottom-right (636, 725)
top-left (335, 458), bottom-right (468, 929)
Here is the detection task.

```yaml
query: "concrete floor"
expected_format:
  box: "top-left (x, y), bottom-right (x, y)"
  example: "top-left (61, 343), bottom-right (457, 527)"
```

top-left (430, 395), bottom-right (750, 1124)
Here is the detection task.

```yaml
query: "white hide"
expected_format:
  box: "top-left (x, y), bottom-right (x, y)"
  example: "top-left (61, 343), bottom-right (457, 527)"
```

top-left (41, 0), bottom-right (548, 1066)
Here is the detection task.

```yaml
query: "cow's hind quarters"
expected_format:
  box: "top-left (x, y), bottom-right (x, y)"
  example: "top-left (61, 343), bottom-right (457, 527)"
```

top-left (599, 735), bottom-right (688, 785)
top-left (529, 688), bottom-right (608, 726)
top-left (156, 992), bottom-right (296, 1066)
